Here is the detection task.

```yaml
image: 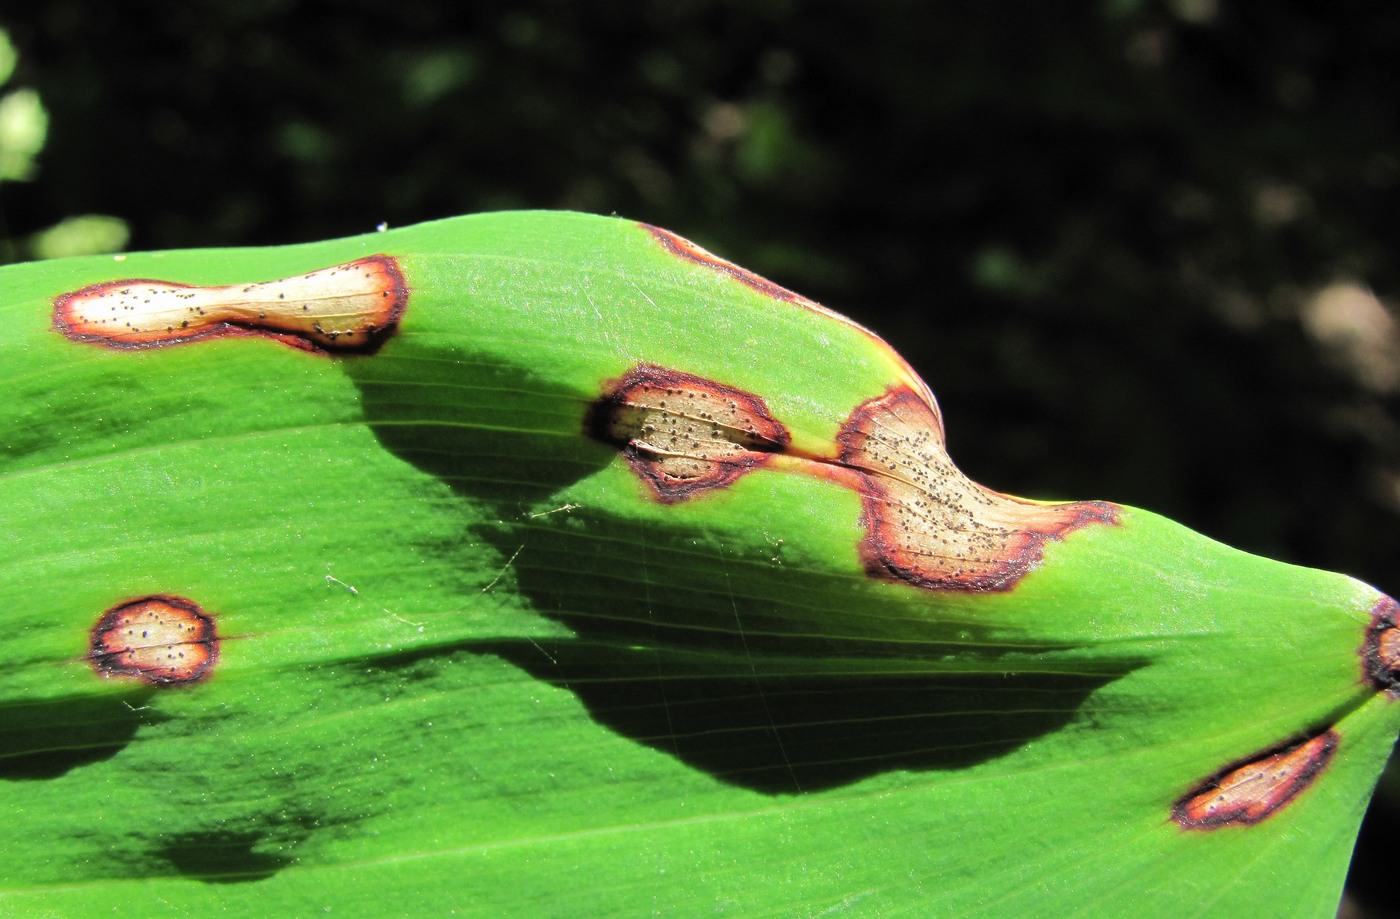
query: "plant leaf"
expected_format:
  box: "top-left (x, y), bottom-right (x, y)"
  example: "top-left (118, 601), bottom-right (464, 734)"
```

top-left (3, 212), bottom-right (1396, 917)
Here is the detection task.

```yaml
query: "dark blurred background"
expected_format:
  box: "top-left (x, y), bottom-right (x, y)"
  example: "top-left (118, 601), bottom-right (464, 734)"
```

top-left (2, 2), bottom-right (1397, 914)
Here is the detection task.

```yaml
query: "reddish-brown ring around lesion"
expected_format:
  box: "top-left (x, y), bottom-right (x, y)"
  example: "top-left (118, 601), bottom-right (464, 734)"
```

top-left (53, 254), bottom-right (408, 355)
top-left (836, 386), bottom-right (1118, 592)
top-left (639, 223), bottom-right (942, 452)
top-left (1172, 730), bottom-right (1339, 830)
top-left (87, 595), bottom-right (219, 686)
top-left (585, 363), bottom-right (791, 503)
top-left (642, 224), bottom-right (812, 306)
top-left (1361, 595), bottom-right (1400, 696)
top-left (588, 364), bottom-right (1116, 592)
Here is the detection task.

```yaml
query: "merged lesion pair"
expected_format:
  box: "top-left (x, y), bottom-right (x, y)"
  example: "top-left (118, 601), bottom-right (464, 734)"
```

top-left (587, 362), bottom-right (1116, 592)
top-left (52, 254), bottom-right (407, 354)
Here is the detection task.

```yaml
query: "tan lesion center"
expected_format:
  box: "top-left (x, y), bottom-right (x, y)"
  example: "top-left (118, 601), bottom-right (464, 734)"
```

top-left (836, 388), bottom-right (1117, 591)
top-left (88, 595), bottom-right (219, 685)
top-left (54, 254), bottom-right (407, 353)
top-left (588, 365), bottom-right (790, 502)
top-left (589, 366), bottom-right (1114, 590)
top-left (1172, 730), bottom-right (1338, 829)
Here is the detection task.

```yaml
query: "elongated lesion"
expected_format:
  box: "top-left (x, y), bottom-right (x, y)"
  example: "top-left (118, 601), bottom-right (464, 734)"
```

top-left (1362, 596), bottom-right (1400, 695)
top-left (588, 366), bottom-right (1115, 591)
top-left (837, 388), bottom-right (1117, 591)
top-left (1173, 730), bottom-right (1338, 829)
top-left (53, 254), bottom-right (407, 354)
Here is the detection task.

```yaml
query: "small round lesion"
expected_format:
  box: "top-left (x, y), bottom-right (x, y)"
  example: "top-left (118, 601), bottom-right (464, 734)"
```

top-left (88, 595), bottom-right (219, 685)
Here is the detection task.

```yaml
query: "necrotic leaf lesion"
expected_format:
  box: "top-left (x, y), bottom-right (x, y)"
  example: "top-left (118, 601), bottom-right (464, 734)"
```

top-left (52, 255), bottom-right (408, 354)
top-left (1362, 595), bottom-right (1400, 695)
top-left (88, 595), bottom-right (219, 686)
top-left (585, 363), bottom-right (790, 503)
top-left (1172, 729), bottom-right (1338, 830)
top-left (587, 367), bottom-right (1114, 592)
top-left (837, 387), bottom-right (1117, 591)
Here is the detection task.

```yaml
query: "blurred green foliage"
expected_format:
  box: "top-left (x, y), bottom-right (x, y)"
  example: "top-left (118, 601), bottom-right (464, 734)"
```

top-left (0, 25), bottom-right (125, 259)
top-left (0, 29), bottom-right (46, 184)
top-left (3, 2), bottom-right (1399, 912)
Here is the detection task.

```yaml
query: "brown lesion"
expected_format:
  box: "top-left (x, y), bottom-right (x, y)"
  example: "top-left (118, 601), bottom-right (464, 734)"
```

top-left (641, 220), bottom-right (1118, 590)
top-left (586, 364), bottom-right (790, 503)
top-left (642, 224), bottom-right (813, 306)
top-left (1362, 595), bottom-right (1400, 696)
top-left (1172, 730), bottom-right (1339, 830)
top-left (53, 254), bottom-right (408, 354)
top-left (588, 366), bottom-right (1115, 591)
top-left (837, 388), bottom-right (1117, 591)
top-left (88, 595), bottom-right (219, 685)
top-left (640, 222), bottom-right (964, 443)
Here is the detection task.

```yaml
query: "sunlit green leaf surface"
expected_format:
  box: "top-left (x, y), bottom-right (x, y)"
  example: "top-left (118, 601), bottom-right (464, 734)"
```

top-left (3, 212), bottom-right (1397, 917)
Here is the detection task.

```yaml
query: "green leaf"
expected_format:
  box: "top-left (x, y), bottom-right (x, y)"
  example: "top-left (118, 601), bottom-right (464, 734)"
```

top-left (3, 211), bottom-right (1397, 917)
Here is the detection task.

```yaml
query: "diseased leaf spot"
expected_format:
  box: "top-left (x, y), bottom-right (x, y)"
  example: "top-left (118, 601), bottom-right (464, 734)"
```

top-left (1173, 730), bottom-right (1338, 830)
top-left (53, 255), bottom-right (408, 354)
top-left (88, 595), bottom-right (218, 685)
top-left (837, 387), bottom-right (1117, 591)
top-left (643, 224), bottom-right (812, 305)
top-left (638, 225), bottom-right (1115, 591)
top-left (586, 364), bottom-right (790, 502)
top-left (640, 223), bottom-right (940, 408)
top-left (589, 367), bottom-right (1113, 592)
top-left (1362, 595), bottom-right (1400, 696)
